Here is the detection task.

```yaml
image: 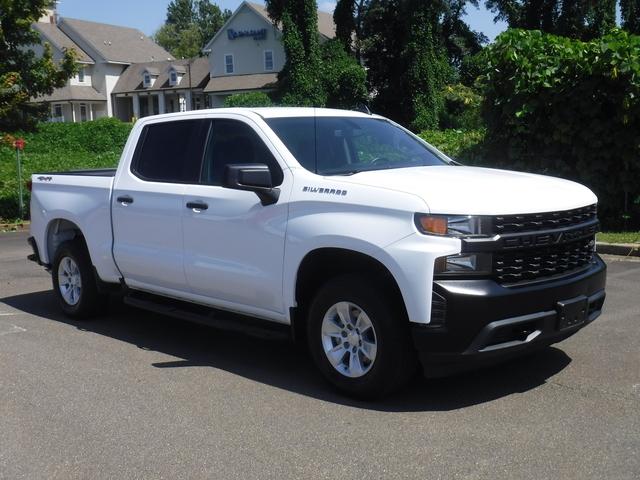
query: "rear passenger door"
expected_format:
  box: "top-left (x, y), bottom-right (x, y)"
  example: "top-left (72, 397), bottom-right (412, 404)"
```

top-left (112, 118), bottom-right (210, 294)
top-left (182, 117), bottom-right (290, 319)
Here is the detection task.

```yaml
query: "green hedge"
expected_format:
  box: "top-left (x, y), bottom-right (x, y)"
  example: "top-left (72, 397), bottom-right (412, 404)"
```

top-left (480, 29), bottom-right (640, 230)
top-left (0, 118), bottom-right (132, 220)
top-left (223, 92), bottom-right (273, 108)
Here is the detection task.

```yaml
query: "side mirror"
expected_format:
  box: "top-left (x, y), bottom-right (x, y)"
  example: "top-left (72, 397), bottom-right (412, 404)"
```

top-left (223, 164), bottom-right (280, 206)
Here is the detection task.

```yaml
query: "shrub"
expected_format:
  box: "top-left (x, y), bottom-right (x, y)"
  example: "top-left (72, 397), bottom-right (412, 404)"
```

top-left (0, 118), bottom-right (132, 220)
top-left (439, 84), bottom-right (483, 130)
top-left (419, 129), bottom-right (486, 164)
top-left (223, 92), bottom-right (274, 108)
top-left (480, 29), bottom-right (640, 230)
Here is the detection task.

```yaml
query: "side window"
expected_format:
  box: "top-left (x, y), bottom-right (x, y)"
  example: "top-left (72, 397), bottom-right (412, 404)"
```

top-left (132, 119), bottom-right (210, 183)
top-left (201, 119), bottom-right (284, 186)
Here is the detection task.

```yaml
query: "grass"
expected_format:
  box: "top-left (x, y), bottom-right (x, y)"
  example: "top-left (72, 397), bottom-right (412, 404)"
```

top-left (597, 232), bottom-right (640, 244)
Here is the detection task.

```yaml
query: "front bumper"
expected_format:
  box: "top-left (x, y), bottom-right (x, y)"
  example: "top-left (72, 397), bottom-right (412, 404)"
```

top-left (412, 254), bottom-right (607, 377)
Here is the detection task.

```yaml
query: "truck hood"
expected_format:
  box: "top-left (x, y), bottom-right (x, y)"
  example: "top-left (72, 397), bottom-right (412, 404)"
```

top-left (335, 166), bottom-right (597, 215)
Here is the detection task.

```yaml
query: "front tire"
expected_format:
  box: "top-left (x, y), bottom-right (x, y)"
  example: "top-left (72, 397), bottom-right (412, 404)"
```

top-left (52, 240), bottom-right (105, 319)
top-left (307, 275), bottom-right (417, 399)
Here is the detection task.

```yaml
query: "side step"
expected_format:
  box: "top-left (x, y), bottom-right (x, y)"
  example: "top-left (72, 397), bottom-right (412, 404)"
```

top-left (123, 292), bottom-right (291, 341)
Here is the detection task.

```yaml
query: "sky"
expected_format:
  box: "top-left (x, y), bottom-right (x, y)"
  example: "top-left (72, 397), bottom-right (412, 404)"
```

top-left (56, 0), bottom-right (508, 42)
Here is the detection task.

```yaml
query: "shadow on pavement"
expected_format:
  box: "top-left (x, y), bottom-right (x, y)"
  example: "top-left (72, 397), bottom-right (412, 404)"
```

top-left (2, 290), bottom-right (572, 412)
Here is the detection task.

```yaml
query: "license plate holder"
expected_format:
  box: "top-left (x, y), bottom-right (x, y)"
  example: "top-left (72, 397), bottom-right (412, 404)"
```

top-left (556, 296), bottom-right (588, 331)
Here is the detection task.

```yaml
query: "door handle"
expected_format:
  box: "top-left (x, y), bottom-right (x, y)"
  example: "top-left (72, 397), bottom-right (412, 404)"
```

top-left (117, 195), bottom-right (134, 205)
top-left (186, 201), bottom-right (208, 211)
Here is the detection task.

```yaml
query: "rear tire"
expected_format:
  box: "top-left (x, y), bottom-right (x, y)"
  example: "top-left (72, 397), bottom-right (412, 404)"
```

top-left (52, 240), bottom-right (105, 319)
top-left (307, 274), bottom-right (417, 399)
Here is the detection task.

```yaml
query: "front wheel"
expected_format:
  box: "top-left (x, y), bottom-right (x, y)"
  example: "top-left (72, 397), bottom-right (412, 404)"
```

top-left (52, 240), bottom-right (105, 319)
top-left (307, 275), bottom-right (417, 399)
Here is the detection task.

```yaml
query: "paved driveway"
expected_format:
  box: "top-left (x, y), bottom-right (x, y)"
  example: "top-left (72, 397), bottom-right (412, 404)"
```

top-left (1, 231), bottom-right (638, 479)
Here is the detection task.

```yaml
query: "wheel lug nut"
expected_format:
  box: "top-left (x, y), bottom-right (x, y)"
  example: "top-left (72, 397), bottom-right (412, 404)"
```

top-left (341, 331), bottom-right (347, 337)
top-left (343, 342), bottom-right (349, 348)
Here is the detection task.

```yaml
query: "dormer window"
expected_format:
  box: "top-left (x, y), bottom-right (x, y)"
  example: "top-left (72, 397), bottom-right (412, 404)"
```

top-left (77, 66), bottom-right (86, 83)
top-left (168, 65), bottom-right (185, 86)
top-left (142, 68), bottom-right (159, 88)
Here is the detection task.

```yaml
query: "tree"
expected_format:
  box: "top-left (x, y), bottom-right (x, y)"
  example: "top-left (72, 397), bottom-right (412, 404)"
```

top-left (320, 39), bottom-right (367, 108)
top-left (621, 0), bottom-right (640, 34)
top-left (154, 0), bottom-right (231, 58)
top-left (485, 0), bottom-right (617, 40)
top-left (405, 1), bottom-right (451, 130)
top-left (0, 0), bottom-right (77, 131)
top-left (441, 1), bottom-right (488, 68)
top-left (266, 0), bottom-right (326, 106)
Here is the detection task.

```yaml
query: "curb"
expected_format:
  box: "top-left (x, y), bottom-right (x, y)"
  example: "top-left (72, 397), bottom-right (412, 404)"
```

top-left (0, 221), bottom-right (29, 232)
top-left (597, 242), bottom-right (640, 258)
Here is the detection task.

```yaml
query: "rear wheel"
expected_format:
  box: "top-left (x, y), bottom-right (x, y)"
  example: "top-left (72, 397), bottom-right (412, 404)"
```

top-left (307, 275), bottom-right (417, 399)
top-left (52, 240), bottom-right (105, 319)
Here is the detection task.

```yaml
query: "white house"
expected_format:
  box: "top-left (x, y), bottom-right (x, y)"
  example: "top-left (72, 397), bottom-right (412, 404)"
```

top-left (202, 1), bottom-right (335, 107)
top-left (31, 2), bottom-right (337, 122)
top-left (31, 8), bottom-right (174, 122)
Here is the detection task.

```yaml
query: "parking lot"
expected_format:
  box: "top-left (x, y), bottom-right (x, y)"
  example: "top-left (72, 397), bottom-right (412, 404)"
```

top-left (1, 230), bottom-right (639, 479)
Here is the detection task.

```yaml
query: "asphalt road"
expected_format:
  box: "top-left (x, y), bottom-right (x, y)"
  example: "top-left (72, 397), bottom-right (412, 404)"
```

top-left (1, 230), bottom-right (639, 479)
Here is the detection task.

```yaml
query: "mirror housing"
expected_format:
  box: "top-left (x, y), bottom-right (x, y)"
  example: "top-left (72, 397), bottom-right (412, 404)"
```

top-left (223, 164), bottom-right (280, 206)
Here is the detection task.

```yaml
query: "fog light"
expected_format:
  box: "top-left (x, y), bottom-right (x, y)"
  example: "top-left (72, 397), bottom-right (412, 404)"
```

top-left (435, 253), bottom-right (492, 275)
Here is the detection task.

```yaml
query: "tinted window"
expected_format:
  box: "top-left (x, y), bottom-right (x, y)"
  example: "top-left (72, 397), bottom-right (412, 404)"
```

top-left (266, 117), bottom-right (448, 175)
top-left (133, 120), bottom-right (209, 183)
top-left (201, 119), bottom-right (283, 186)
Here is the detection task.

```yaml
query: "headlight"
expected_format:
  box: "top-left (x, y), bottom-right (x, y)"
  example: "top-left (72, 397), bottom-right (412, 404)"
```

top-left (434, 253), bottom-right (493, 276)
top-left (414, 214), bottom-right (491, 237)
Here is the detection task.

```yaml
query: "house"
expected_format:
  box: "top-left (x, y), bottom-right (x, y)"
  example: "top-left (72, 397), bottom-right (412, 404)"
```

top-left (31, 8), bottom-right (174, 122)
top-left (31, 2), bottom-right (338, 122)
top-left (111, 58), bottom-right (211, 121)
top-left (202, 1), bottom-right (335, 107)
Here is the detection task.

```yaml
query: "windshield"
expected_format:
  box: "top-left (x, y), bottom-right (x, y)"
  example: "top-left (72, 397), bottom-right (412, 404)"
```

top-left (265, 116), bottom-right (450, 175)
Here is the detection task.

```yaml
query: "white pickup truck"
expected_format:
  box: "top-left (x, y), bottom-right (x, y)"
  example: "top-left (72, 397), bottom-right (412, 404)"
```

top-left (28, 107), bottom-right (606, 398)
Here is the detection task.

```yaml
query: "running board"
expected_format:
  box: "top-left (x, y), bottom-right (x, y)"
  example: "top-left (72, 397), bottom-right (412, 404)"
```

top-left (123, 292), bottom-right (291, 341)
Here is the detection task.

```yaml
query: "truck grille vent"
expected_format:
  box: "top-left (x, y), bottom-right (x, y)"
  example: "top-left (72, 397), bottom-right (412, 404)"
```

top-left (494, 204), bottom-right (597, 234)
top-left (494, 237), bottom-right (595, 284)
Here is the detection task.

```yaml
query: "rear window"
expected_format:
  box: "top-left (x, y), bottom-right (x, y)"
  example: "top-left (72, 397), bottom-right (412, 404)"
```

top-left (132, 119), bottom-right (210, 183)
top-left (265, 116), bottom-right (448, 175)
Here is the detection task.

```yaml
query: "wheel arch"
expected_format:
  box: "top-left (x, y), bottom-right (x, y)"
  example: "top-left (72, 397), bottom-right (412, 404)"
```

top-left (291, 247), bottom-right (409, 345)
top-left (45, 218), bottom-right (89, 265)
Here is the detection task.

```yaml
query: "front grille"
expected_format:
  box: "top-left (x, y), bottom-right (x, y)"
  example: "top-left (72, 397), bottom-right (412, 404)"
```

top-left (494, 204), bottom-right (597, 234)
top-left (494, 237), bottom-right (595, 284)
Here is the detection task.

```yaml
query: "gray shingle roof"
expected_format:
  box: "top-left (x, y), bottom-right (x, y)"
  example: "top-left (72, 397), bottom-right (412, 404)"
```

top-left (204, 73), bottom-right (278, 93)
top-left (247, 2), bottom-right (335, 39)
top-left (59, 17), bottom-right (174, 64)
top-left (32, 22), bottom-right (94, 63)
top-left (112, 57), bottom-right (210, 94)
top-left (34, 85), bottom-right (106, 102)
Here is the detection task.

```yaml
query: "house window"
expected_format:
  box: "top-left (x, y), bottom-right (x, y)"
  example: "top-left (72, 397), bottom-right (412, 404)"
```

top-left (143, 72), bottom-right (151, 88)
top-left (224, 54), bottom-right (234, 74)
top-left (264, 50), bottom-right (274, 71)
top-left (77, 66), bottom-right (85, 83)
top-left (53, 104), bottom-right (63, 121)
top-left (170, 70), bottom-right (178, 86)
top-left (80, 104), bottom-right (88, 122)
